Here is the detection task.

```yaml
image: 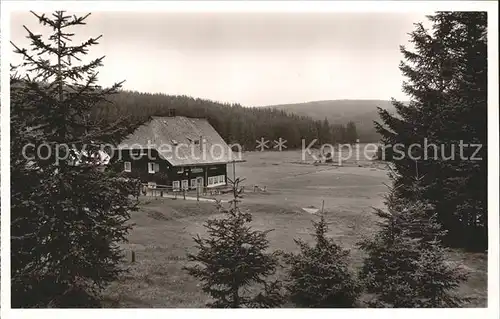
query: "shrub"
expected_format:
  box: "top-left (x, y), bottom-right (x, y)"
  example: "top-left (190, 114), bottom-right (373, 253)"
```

top-left (184, 178), bottom-right (284, 308)
top-left (358, 181), bottom-right (469, 307)
top-left (284, 215), bottom-right (361, 307)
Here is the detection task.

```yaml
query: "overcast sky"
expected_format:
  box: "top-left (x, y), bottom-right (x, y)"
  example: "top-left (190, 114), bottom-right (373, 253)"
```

top-left (10, 11), bottom-right (429, 106)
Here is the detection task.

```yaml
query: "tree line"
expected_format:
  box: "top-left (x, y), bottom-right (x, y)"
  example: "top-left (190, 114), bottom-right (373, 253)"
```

top-left (91, 91), bottom-right (360, 149)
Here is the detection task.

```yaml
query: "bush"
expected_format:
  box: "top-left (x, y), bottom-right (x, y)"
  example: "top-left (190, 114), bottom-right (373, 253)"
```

top-left (184, 178), bottom-right (284, 308)
top-left (284, 215), bottom-right (361, 307)
top-left (358, 181), bottom-right (469, 307)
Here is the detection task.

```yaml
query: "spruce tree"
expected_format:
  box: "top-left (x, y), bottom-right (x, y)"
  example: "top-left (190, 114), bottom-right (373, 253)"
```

top-left (284, 215), bottom-right (361, 307)
top-left (11, 11), bottom-right (140, 307)
top-left (184, 178), bottom-right (284, 308)
top-left (358, 171), bottom-right (468, 307)
top-left (375, 12), bottom-right (487, 250)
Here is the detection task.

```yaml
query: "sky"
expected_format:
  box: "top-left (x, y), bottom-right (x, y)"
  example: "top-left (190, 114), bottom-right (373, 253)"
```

top-left (10, 11), bottom-right (429, 106)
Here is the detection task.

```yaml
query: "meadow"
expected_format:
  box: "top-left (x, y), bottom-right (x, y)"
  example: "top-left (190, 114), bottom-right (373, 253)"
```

top-left (103, 149), bottom-right (487, 307)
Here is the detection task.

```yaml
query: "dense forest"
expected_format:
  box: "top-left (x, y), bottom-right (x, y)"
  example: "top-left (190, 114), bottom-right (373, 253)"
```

top-left (91, 91), bottom-right (359, 150)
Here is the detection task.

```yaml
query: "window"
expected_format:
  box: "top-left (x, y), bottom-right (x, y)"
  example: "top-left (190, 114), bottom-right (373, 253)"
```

top-left (182, 180), bottom-right (189, 190)
top-left (148, 162), bottom-right (155, 174)
top-left (124, 161), bottom-right (131, 172)
top-left (191, 178), bottom-right (197, 189)
top-left (147, 182), bottom-right (157, 189)
top-left (177, 167), bottom-right (184, 174)
top-left (207, 175), bottom-right (226, 187)
top-left (173, 181), bottom-right (180, 191)
top-left (148, 162), bottom-right (160, 174)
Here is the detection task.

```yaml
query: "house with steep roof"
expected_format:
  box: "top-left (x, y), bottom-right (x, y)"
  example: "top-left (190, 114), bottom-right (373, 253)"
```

top-left (114, 115), bottom-right (235, 191)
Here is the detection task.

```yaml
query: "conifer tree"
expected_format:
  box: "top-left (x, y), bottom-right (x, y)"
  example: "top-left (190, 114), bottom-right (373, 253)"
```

top-left (11, 11), bottom-right (140, 307)
top-left (184, 178), bottom-right (284, 308)
top-left (358, 168), bottom-right (468, 307)
top-left (284, 214), bottom-right (361, 307)
top-left (374, 12), bottom-right (487, 250)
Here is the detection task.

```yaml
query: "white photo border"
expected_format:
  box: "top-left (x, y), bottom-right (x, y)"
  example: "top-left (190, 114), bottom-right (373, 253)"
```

top-left (1, 1), bottom-right (498, 319)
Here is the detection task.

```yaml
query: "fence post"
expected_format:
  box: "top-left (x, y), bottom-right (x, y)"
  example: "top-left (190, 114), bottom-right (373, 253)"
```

top-left (183, 188), bottom-right (186, 200)
top-left (197, 185), bottom-right (200, 201)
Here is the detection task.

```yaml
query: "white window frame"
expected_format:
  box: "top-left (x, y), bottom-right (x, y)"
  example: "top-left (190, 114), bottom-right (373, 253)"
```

top-left (182, 180), bottom-right (189, 190)
top-left (191, 178), bottom-right (197, 189)
top-left (173, 181), bottom-right (180, 191)
top-left (207, 175), bottom-right (226, 188)
top-left (148, 162), bottom-right (155, 174)
top-left (147, 182), bottom-right (157, 189)
top-left (124, 161), bottom-right (131, 172)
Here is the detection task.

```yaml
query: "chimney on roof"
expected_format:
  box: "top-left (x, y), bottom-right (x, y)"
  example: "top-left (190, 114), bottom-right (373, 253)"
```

top-left (168, 109), bottom-right (176, 117)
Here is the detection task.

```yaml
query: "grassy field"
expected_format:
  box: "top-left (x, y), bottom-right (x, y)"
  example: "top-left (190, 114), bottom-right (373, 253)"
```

top-left (103, 149), bottom-right (487, 308)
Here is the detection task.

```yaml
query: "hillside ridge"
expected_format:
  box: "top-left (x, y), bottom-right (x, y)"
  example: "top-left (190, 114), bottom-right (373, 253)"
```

top-left (261, 99), bottom-right (402, 142)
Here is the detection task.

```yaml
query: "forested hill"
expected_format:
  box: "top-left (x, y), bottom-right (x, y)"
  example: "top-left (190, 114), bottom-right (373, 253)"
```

top-left (92, 90), bottom-right (360, 150)
top-left (264, 99), bottom-right (398, 142)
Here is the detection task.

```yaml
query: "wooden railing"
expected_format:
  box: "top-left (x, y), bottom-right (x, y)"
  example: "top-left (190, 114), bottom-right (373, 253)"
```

top-left (139, 183), bottom-right (233, 201)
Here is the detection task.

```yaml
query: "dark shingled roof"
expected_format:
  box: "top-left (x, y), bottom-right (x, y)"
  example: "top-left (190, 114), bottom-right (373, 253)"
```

top-left (117, 116), bottom-right (236, 167)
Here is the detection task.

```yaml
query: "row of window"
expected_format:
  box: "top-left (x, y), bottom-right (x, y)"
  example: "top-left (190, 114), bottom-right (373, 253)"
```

top-left (172, 180), bottom-right (191, 190)
top-left (124, 162), bottom-right (199, 175)
top-left (171, 175), bottom-right (226, 191)
top-left (124, 161), bottom-right (160, 174)
top-left (208, 175), bottom-right (225, 186)
top-left (125, 162), bottom-right (225, 189)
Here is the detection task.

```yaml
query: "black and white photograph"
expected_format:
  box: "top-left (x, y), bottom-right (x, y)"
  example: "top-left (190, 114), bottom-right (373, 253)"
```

top-left (0, 0), bottom-right (498, 316)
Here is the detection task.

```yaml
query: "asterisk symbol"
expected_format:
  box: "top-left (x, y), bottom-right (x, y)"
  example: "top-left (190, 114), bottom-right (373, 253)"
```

top-left (256, 137), bottom-right (269, 151)
top-left (273, 138), bottom-right (287, 151)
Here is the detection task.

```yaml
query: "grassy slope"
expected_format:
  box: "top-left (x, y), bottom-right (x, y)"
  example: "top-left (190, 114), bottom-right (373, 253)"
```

top-left (103, 150), bottom-right (487, 308)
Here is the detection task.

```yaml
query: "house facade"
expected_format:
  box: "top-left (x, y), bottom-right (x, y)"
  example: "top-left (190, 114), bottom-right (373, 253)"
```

top-left (113, 116), bottom-right (234, 191)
